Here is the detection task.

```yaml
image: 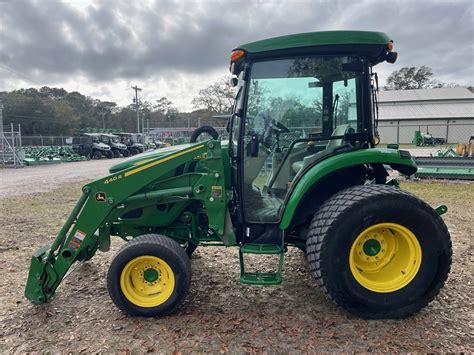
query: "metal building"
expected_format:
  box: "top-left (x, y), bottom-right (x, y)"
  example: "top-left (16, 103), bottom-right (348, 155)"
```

top-left (378, 87), bottom-right (474, 144)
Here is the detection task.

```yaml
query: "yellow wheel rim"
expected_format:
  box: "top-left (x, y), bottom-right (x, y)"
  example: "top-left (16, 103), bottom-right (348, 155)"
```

top-left (120, 255), bottom-right (175, 307)
top-left (349, 223), bottom-right (422, 293)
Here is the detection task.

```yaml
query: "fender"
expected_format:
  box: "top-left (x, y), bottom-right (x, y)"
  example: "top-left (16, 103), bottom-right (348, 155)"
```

top-left (279, 148), bottom-right (417, 229)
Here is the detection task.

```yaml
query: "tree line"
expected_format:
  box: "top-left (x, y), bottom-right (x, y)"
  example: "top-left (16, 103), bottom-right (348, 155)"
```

top-left (0, 66), bottom-right (467, 136)
top-left (0, 78), bottom-right (235, 136)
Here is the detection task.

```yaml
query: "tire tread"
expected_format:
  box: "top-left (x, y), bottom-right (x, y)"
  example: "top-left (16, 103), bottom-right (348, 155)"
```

top-left (306, 184), bottom-right (452, 319)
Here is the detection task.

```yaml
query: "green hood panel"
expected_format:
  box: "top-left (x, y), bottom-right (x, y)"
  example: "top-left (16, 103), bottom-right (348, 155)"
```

top-left (279, 148), bottom-right (417, 230)
top-left (110, 143), bottom-right (195, 173)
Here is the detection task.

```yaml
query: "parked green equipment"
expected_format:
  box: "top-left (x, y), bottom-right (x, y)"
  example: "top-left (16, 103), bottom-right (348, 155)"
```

top-left (25, 31), bottom-right (452, 319)
top-left (23, 146), bottom-right (61, 165)
top-left (413, 130), bottom-right (446, 146)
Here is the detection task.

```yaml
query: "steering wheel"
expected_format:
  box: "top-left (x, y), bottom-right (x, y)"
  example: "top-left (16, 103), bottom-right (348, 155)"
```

top-left (268, 119), bottom-right (290, 134)
top-left (259, 113), bottom-right (290, 148)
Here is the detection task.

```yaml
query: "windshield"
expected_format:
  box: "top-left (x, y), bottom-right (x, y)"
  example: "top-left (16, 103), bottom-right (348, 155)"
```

top-left (247, 55), bottom-right (364, 139)
top-left (240, 55), bottom-right (367, 223)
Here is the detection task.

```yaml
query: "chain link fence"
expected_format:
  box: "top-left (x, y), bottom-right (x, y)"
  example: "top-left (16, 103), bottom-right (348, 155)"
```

top-left (1, 124), bottom-right (24, 168)
top-left (378, 121), bottom-right (474, 145)
top-left (147, 127), bottom-right (228, 142)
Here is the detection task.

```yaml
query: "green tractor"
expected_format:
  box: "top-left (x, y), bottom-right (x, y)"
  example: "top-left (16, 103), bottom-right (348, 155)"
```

top-left (25, 31), bottom-right (452, 319)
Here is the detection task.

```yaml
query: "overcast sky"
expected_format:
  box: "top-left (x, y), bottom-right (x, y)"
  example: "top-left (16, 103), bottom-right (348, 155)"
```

top-left (0, 0), bottom-right (472, 111)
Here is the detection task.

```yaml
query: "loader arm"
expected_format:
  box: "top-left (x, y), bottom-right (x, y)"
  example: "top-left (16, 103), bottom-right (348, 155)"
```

top-left (25, 140), bottom-right (230, 304)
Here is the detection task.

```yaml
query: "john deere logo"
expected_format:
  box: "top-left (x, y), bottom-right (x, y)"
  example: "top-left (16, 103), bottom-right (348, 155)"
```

top-left (95, 192), bottom-right (106, 202)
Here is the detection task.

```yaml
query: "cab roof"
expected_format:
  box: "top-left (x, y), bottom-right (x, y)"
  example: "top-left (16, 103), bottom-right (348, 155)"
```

top-left (236, 30), bottom-right (391, 54)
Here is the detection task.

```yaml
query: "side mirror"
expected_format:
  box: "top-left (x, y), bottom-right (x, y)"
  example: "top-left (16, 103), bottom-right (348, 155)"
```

top-left (386, 52), bottom-right (398, 64)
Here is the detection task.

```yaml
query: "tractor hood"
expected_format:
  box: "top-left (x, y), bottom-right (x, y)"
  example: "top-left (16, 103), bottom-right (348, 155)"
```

top-left (109, 143), bottom-right (195, 173)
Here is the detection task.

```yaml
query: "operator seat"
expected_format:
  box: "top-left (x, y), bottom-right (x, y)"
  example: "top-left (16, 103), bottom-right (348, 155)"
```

top-left (291, 124), bottom-right (351, 174)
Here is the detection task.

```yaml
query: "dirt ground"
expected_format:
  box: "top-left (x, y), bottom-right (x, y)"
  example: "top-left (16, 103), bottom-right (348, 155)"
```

top-left (0, 162), bottom-right (473, 352)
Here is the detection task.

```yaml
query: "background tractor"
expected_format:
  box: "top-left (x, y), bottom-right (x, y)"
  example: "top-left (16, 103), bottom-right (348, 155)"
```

top-left (25, 31), bottom-right (452, 319)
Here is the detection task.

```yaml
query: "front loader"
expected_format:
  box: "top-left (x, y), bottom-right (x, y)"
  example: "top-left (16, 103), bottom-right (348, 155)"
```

top-left (25, 30), bottom-right (452, 319)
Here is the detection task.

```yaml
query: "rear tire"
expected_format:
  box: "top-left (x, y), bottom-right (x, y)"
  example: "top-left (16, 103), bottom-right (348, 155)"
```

top-left (107, 234), bottom-right (191, 317)
top-left (113, 149), bottom-right (120, 158)
top-left (106, 150), bottom-right (113, 159)
top-left (130, 147), bottom-right (140, 155)
top-left (306, 185), bottom-right (452, 319)
top-left (122, 150), bottom-right (130, 157)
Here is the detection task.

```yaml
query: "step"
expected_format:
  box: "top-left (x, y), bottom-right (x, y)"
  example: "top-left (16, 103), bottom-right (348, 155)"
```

top-left (240, 243), bottom-right (283, 254)
top-left (240, 272), bottom-right (282, 285)
top-left (239, 243), bottom-right (284, 286)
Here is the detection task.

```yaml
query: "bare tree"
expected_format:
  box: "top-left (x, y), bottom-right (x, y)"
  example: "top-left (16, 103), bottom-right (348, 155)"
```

top-left (191, 77), bottom-right (236, 114)
top-left (384, 66), bottom-right (460, 90)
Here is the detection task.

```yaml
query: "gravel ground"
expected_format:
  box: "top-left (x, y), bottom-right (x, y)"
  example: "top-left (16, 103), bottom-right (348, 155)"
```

top-left (0, 159), bottom-right (121, 197)
top-left (0, 163), bottom-right (473, 352)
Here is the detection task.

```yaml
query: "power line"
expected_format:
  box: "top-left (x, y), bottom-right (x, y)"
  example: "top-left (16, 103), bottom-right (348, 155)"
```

top-left (4, 114), bottom-right (55, 121)
top-left (0, 64), bottom-right (43, 86)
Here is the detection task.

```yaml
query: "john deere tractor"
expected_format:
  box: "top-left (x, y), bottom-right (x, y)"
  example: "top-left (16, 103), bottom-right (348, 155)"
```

top-left (25, 31), bottom-right (452, 319)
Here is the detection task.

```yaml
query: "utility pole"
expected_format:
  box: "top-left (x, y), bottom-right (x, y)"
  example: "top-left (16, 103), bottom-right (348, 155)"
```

top-left (0, 101), bottom-right (4, 139)
top-left (101, 111), bottom-right (106, 129)
top-left (131, 85), bottom-right (142, 133)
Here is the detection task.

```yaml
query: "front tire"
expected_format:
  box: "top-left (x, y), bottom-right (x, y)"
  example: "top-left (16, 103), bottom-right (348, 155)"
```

top-left (306, 185), bottom-right (452, 319)
top-left (92, 150), bottom-right (102, 159)
top-left (107, 234), bottom-right (191, 317)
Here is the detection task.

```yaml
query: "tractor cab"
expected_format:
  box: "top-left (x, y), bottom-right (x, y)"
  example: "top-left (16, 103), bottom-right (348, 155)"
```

top-left (227, 31), bottom-right (397, 225)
